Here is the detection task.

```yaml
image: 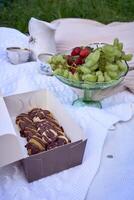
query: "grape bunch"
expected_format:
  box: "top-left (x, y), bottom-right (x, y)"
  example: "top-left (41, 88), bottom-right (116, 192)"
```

top-left (48, 39), bottom-right (133, 83)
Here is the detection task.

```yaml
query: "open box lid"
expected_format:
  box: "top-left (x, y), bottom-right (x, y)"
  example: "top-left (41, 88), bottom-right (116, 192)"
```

top-left (0, 95), bottom-right (24, 167)
top-left (0, 89), bottom-right (86, 168)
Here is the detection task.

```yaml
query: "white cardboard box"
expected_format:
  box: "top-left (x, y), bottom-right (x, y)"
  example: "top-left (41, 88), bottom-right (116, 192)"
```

top-left (0, 89), bottom-right (87, 182)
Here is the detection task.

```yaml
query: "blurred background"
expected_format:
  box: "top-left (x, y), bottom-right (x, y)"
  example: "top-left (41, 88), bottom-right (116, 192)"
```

top-left (0, 0), bottom-right (134, 32)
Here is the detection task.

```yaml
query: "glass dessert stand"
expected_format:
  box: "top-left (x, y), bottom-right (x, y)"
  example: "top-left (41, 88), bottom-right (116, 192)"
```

top-left (38, 43), bottom-right (129, 108)
top-left (56, 69), bottom-right (128, 108)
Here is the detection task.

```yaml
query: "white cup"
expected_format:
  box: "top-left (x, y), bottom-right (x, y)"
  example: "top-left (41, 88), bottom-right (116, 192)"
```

top-left (37, 53), bottom-right (53, 75)
top-left (7, 47), bottom-right (31, 65)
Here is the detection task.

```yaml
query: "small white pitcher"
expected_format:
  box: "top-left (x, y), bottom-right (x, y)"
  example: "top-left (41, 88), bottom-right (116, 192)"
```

top-left (28, 17), bottom-right (59, 60)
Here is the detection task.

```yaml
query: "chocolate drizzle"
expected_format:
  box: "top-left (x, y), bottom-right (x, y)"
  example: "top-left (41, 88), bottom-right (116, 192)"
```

top-left (16, 108), bottom-right (71, 155)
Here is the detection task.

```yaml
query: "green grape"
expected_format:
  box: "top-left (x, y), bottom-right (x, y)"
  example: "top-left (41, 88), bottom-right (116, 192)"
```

top-left (47, 57), bottom-right (52, 64)
top-left (113, 38), bottom-right (119, 47)
top-left (58, 64), bottom-right (64, 69)
top-left (80, 66), bottom-right (91, 74)
top-left (73, 73), bottom-right (80, 81)
top-left (114, 48), bottom-right (122, 58)
top-left (75, 66), bottom-right (82, 74)
top-left (113, 38), bottom-right (123, 51)
top-left (102, 44), bottom-right (114, 55)
top-left (53, 68), bottom-right (64, 76)
top-left (78, 73), bottom-right (83, 81)
top-left (55, 55), bottom-right (64, 64)
top-left (60, 56), bottom-right (67, 64)
top-left (107, 71), bottom-right (118, 79)
top-left (105, 63), bottom-right (118, 72)
top-left (96, 71), bottom-right (104, 82)
top-left (91, 71), bottom-right (96, 75)
top-left (121, 53), bottom-right (133, 61)
top-left (104, 72), bottom-right (112, 82)
top-left (117, 42), bottom-right (123, 51)
top-left (96, 71), bottom-right (103, 76)
top-left (63, 69), bottom-right (69, 78)
top-left (82, 74), bottom-right (97, 82)
top-left (52, 56), bottom-right (58, 64)
top-left (85, 49), bottom-right (100, 67)
top-left (48, 39), bottom-right (132, 84)
top-left (50, 63), bottom-right (56, 70)
top-left (102, 44), bottom-right (121, 60)
top-left (97, 74), bottom-right (105, 82)
top-left (50, 55), bottom-right (66, 66)
top-left (48, 56), bottom-right (53, 64)
top-left (90, 64), bottom-right (99, 72)
top-left (116, 60), bottom-right (127, 72)
top-left (68, 72), bottom-right (74, 81)
top-left (105, 55), bottom-right (115, 63)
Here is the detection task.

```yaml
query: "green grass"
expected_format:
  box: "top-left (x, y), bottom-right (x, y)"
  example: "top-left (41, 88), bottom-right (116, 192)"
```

top-left (0, 0), bottom-right (134, 33)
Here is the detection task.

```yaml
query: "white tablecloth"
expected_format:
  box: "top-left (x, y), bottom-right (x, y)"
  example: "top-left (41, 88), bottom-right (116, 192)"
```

top-left (0, 27), bottom-right (134, 200)
top-left (86, 116), bottom-right (134, 200)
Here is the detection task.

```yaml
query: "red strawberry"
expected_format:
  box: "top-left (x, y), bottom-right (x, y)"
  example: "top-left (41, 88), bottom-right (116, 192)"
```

top-left (80, 48), bottom-right (90, 58)
top-left (66, 55), bottom-right (73, 65)
top-left (71, 47), bottom-right (81, 56)
top-left (74, 56), bottom-right (84, 65)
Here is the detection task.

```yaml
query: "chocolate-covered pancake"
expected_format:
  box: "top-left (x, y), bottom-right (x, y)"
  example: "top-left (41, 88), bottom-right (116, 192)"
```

top-left (16, 113), bottom-right (35, 130)
top-left (17, 120), bottom-right (35, 132)
top-left (36, 122), bottom-right (62, 142)
top-left (57, 135), bottom-right (70, 145)
top-left (26, 135), bottom-right (47, 155)
top-left (23, 128), bottom-right (41, 141)
top-left (36, 120), bottom-right (64, 135)
top-left (16, 107), bottom-right (71, 156)
top-left (25, 143), bottom-right (41, 155)
top-left (41, 135), bottom-right (51, 144)
top-left (47, 136), bottom-right (70, 150)
top-left (47, 141), bottom-right (59, 150)
top-left (16, 113), bottom-right (28, 119)
top-left (43, 128), bottom-right (58, 142)
top-left (16, 114), bottom-right (33, 125)
top-left (28, 108), bottom-right (52, 121)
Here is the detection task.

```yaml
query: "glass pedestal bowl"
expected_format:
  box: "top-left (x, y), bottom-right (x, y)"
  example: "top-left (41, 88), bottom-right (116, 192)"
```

top-left (54, 43), bottom-right (129, 108)
top-left (38, 43), bottom-right (129, 108)
top-left (56, 70), bottom-right (128, 108)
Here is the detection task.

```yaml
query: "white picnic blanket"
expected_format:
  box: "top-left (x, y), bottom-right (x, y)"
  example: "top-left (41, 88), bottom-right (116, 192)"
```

top-left (0, 20), bottom-right (134, 200)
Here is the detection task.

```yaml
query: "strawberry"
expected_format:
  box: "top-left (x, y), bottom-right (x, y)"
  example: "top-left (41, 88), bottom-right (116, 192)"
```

top-left (74, 56), bottom-right (84, 65)
top-left (71, 47), bottom-right (81, 56)
top-left (65, 55), bottom-right (73, 65)
top-left (80, 47), bottom-right (90, 58)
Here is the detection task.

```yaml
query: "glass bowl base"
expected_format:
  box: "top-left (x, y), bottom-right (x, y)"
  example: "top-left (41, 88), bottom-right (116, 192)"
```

top-left (72, 98), bottom-right (102, 108)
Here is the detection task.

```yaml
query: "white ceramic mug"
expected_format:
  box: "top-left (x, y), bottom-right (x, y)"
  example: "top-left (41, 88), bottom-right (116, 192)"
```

top-left (37, 53), bottom-right (53, 75)
top-left (7, 47), bottom-right (31, 65)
